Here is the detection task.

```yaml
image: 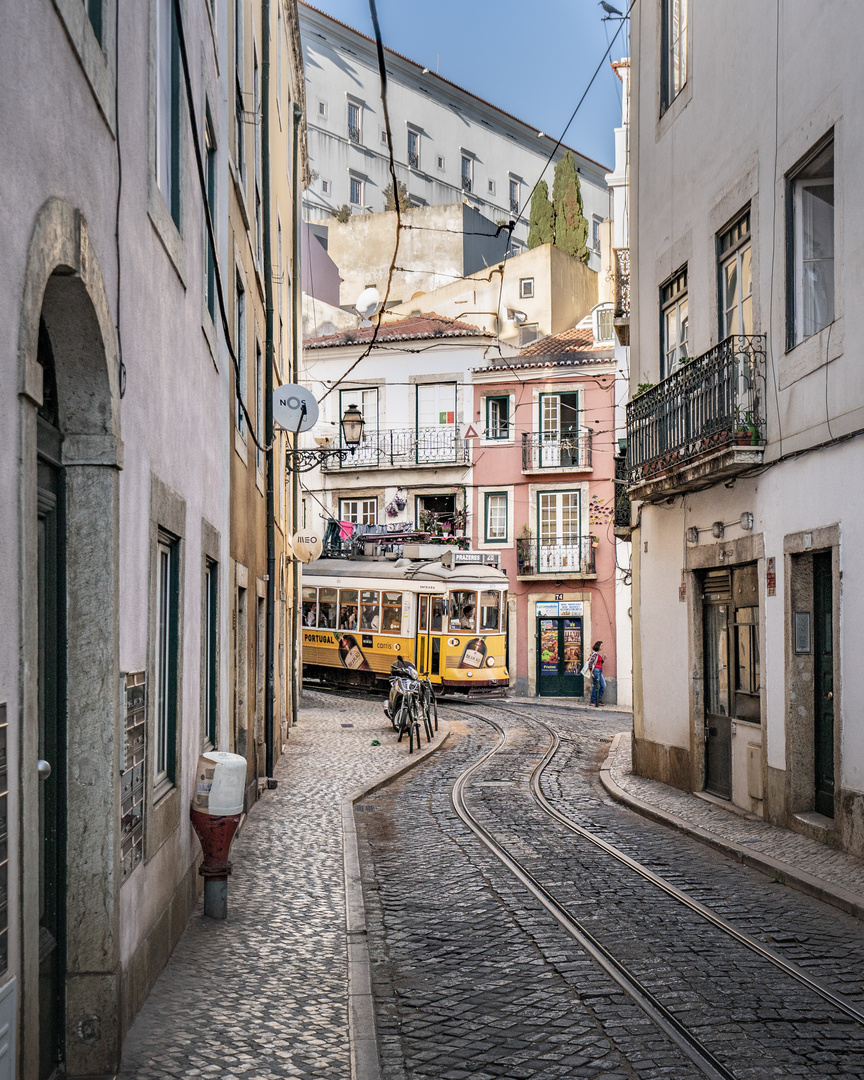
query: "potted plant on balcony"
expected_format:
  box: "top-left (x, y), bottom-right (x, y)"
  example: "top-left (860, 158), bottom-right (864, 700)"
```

top-left (517, 523), bottom-right (535, 575)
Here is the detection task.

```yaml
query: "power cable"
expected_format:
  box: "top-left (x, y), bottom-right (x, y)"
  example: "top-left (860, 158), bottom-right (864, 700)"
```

top-left (172, 0), bottom-right (268, 453)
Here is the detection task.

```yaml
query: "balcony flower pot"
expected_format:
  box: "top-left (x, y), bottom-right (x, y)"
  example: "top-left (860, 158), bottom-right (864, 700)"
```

top-left (735, 429), bottom-right (751, 446)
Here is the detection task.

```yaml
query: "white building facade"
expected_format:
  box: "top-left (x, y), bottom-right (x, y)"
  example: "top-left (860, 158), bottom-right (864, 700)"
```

top-left (626, 1), bottom-right (864, 854)
top-left (299, 1), bottom-right (609, 267)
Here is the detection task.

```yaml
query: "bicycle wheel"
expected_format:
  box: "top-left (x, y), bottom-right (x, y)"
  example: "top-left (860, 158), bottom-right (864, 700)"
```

top-left (395, 700), bottom-right (412, 743)
top-left (408, 700), bottom-right (422, 753)
top-left (425, 680), bottom-right (438, 733)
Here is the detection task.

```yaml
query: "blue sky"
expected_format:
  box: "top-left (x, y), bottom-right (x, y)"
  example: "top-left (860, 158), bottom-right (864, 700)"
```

top-left (303, 0), bottom-right (629, 170)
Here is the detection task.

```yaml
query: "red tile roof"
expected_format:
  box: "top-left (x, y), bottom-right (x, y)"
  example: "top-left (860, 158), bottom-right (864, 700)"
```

top-left (478, 325), bottom-right (615, 371)
top-left (304, 313), bottom-right (491, 349)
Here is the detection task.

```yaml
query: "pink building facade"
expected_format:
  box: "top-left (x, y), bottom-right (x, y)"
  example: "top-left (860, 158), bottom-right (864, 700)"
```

top-left (470, 326), bottom-right (619, 700)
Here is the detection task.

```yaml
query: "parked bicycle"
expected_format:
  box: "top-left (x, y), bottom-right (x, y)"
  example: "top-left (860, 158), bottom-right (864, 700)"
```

top-left (385, 658), bottom-right (434, 752)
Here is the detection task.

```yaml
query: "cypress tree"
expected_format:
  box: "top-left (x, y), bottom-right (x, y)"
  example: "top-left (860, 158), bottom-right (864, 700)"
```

top-left (552, 151), bottom-right (589, 262)
top-left (527, 180), bottom-right (555, 248)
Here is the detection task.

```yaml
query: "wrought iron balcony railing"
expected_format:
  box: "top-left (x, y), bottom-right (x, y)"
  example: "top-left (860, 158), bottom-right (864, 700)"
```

top-left (522, 430), bottom-right (592, 471)
top-left (626, 334), bottom-right (767, 486)
top-left (322, 426), bottom-right (469, 470)
top-left (614, 453), bottom-right (630, 530)
top-left (408, 151), bottom-right (420, 169)
top-left (516, 535), bottom-right (596, 577)
top-left (348, 124), bottom-right (361, 143)
top-left (461, 175), bottom-right (472, 193)
top-left (614, 247), bottom-right (630, 318)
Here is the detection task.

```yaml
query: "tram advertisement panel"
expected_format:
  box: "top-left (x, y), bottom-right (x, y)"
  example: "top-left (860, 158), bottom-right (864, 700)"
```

top-left (302, 628), bottom-right (413, 674)
top-left (539, 620), bottom-right (558, 676)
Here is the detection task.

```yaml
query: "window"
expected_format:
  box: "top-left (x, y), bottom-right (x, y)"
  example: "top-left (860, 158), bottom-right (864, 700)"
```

top-left (155, 0), bottom-right (181, 225)
top-left (519, 277), bottom-right (534, 299)
top-left (381, 592), bottom-right (403, 634)
top-left (203, 559), bottom-right (218, 748)
top-left (318, 100), bottom-right (328, 119)
top-left (339, 387), bottom-right (378, 448)
top-left (348, 101), bottom-right (361, 143)
top-left (661, 0), bottom-right (688, 112)
top-left (661, 266), bottom-right (688, 376)
top-left (253, 50), bottom-right (262, 265)
top-left (408, 129), bottom-right (420, 169)
top-left (204, 111), bottom-right (217, 322)
top-left (349, 176), bottom-right (363, 206)
top-left (318, 587), bottom-right (337, 628)
top-left (234, 0), bottom-right (244, 176)
top-left (417, 383), bottom-right (456, 428)
top-left (321, 178), bottom-right (331, 194)
top-left (509, 178), bottom-right (520, 214)
top-left (255, 341), bottom-right (263, 471)
top-left (539, 392), bottom-right (581, 467)
top-left (381, 128), bottom-right (389, 146)
top-left (487, 179), bottom-right (496, 196)
top-left (339, 498), bottom-right (377, 525)
top-left (235, 275), bottom-right (246, 435)
top-left (417, 493), bottom-right (456, 528)
top-left (593, 216), bottom-right (602, 253)
top-left (461, 155), bottom-right (473, 193)
top-left (519, 322), bottom-right (540, 346)
top-left (437, 154), bottom-right (445, 172)
top-left (593, 304), bottom-right (614, 342)
top-left (302, 586), bottom-right (317, 627)
top-left (484, 493), bottom-right (508, 543)
top-left (360, 590), bottom-right (381, 630)
top-left (154, 530), bottom-right (180, 793)
top-left (480, 590), bottom-right (502, 631)
top-left (789, 137), bottom-right (834, 346)
top-left (449, 591), bottom-right (477, 632)
top-left (485, 396), bottom-right (510, 440)
top-left (718, 208), bottom-right (752, 339)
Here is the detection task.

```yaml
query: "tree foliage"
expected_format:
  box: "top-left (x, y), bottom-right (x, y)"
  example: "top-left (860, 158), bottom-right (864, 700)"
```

top-left (331, 204), bottom-right (351, 223)
top-left (527, 180), bottom-right (555, 249)
top-left (552, 151), bottom-right (589, 262)
top-left (383, 180), bottom-right (412, 212)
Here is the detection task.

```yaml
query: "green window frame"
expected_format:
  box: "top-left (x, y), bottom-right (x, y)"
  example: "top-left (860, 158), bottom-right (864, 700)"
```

top-left (485, 396), bottom-right (510, 440)
top-left (484, 492), bottom-right (508, 543)
top-left (155, 529), bottom-right (180, 794)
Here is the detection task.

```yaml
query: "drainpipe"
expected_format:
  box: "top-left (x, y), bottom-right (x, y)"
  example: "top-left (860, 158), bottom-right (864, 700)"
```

top-left (291, 100), bottom-right (303, 732)
top-left (262, 0), bottom-right (276, 783)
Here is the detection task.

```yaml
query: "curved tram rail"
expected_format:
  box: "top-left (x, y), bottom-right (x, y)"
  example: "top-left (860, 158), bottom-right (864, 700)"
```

top-left (448, 702), bottom-right (864, 1080)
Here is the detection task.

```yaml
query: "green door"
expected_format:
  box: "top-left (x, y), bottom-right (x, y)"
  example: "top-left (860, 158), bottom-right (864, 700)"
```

top-left (537, 618), bottom-right (584, 696)
top-left (37, 415), bottom-right (66, 1080)
top-left (813, 551), bottom-right (834, 817)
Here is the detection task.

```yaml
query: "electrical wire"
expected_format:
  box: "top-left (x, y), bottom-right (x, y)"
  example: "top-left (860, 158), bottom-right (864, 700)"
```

top-left (172, 0), bottom-right (268, 453)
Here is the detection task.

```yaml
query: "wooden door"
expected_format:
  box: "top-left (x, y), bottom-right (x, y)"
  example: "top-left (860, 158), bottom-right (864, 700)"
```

top-left (813, 551), bottom-right (834, 817)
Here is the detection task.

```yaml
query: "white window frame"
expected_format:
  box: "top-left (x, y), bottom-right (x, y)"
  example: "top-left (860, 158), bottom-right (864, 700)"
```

top-left (592, 303), bottom-right (615, 343)
top-left (461, 154), bottom-right (473, 193)
top-left (407, 128), bottom-right (420, 170)
top-left (509, 178), bottom-right (520, 214)
top-left (484, 492), bottom-right (508, 543)
top-left (487, 178), bottom-right (496, 196)
top-left (789, 138), bottom-right (834, 347)
top-left (437, 154), bottom-right (446, 172)
top-left (317, 99), bottom-right (328, 120)
top-left (718, 209), bottom-right (753, 340)
top-left (349, 175), bottom-right (363, 206)
top-left (520, 277), bottom-right (534, 299)
top-left (347, 100), bottom-right (362, 143)
top-left (154, 531), bottom-right (179, 794)
top-left (661, 266), bottom-right (689, 377)
top-left (662, 0), bottom-right (688, 111)
top-left (339, 498), bottom-right (378, 526)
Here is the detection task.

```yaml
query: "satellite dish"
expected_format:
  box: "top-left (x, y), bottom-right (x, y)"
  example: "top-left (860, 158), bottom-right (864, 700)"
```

top-left (273, 384), bottom-right (319, 433)
top-left (354, 286), bottom-right (381, 320)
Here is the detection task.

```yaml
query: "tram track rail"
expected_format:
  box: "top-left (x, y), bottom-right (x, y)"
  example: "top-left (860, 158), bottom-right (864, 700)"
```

top-left (444, 701), bottom-right (864, 1080)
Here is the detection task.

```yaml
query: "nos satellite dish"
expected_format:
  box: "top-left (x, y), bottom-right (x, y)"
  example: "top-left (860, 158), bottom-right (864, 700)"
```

top-left (273, 384), bottom-right (319, 433)
top-left (354, 286), bottom-right (381, 320)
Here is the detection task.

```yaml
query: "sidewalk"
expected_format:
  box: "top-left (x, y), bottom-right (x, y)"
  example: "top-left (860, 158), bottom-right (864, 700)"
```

top-left (117, 690), bottom-right (446, 1080)
top-left (601, 730), bottom-right (864, 920)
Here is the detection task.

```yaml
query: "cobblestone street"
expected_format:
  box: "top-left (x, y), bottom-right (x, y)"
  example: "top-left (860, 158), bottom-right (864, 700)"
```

top-left (118, 693), bottom-right (864, 1079)
top-left (117, 691), bottom-right (414, 1080)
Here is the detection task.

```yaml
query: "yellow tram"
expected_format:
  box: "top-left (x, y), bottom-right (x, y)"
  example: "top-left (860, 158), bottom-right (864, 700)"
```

top-left (301, 553), bottom-right (509, 696)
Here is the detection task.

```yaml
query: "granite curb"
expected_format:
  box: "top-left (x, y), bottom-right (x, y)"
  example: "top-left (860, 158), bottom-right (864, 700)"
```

top-left (342, 718), bottom-right (452, 1080)
top-left (600, 731), bottom-right (864, 923)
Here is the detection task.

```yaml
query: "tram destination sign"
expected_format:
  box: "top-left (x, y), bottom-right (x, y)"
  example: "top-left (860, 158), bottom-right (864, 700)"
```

top-left (441, 550), bottom-right (500, 568)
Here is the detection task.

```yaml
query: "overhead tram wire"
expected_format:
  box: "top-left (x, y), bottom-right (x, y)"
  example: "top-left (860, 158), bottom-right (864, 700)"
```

top-left (172, 0), bottom-right (268, 454)
top-left (318, 0), bottom-right (403, 406)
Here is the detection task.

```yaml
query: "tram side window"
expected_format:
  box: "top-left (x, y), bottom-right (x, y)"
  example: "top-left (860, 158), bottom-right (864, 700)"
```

top-left (450, 590), bottom-right (477, 632)
top-left (318, 588), bottom-right (338, 628)
top-left (360, 590), bottom-right (380, 630)
top-left (418, 594), bottom-right (429, 632)
top-left (339, 589), bottom-right (359, 630)
top-left (381, 591), bottom-right (403, 633)
top-left (302, 587), bottom-right (318, 627)
top-left (430, 595), bottom-right (448, 631)
top-left (480, 590), bottom-right (501, 631)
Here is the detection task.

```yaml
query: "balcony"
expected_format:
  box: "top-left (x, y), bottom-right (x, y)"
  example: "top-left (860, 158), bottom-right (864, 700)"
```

top-left (522, 430), bottom-right (592, 472)
top-left (613, 247), bottom-right (630, 346)
top-left (626, 334), bottom-right (767, 502)
top-left (461, 175), bottom-right (472, 193)
top-left (321, 426), bottom-right (470, 470)
top-left (613, 453), bottom-right (631, 536)
top-left (408, 151), bottom-right (420, 170)
top-left (348, 124), bottom-right (361, 144)
top-left (516, 535), bottom-right (597, 579)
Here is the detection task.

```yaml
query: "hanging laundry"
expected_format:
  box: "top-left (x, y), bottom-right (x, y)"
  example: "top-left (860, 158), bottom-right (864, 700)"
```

top-left (339, 520), bottom-right (355, 540)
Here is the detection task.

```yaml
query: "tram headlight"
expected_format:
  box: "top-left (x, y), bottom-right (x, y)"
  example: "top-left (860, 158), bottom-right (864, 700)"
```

top-left (486, 656), bottom-right (495, 667)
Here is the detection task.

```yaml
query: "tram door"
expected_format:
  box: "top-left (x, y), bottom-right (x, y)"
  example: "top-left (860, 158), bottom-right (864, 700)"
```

top-left (416, 595), bottom-right (431, 676)
top-left (537, 617), bottom-right (584, 696)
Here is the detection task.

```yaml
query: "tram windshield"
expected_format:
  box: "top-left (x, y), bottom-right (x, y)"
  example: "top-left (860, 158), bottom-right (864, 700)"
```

top-left (302, 587), bottom-right (317, 628)
top-left (479, 590), bottom-right (501, 631)
top-left (449, 590), bottom-right (477, 632)
top-left (318, 588), bottom-right (337, 628)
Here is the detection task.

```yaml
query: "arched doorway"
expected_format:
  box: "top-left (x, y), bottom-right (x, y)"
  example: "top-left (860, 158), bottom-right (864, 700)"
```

top-left (19, 200), bottom-right (122, 1079)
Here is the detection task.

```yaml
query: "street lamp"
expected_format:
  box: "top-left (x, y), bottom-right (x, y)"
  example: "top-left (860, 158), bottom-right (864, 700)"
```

top-left (287, 403), bottom-right (366, 471)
